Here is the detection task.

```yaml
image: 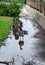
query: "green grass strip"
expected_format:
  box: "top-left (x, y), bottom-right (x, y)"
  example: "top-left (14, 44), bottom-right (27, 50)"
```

top-left (0, 16), bottom-right (13, 41)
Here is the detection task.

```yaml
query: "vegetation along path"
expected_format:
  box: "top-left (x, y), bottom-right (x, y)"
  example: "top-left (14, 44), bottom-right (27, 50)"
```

top-left (0, 16), bottom-right (13, 41)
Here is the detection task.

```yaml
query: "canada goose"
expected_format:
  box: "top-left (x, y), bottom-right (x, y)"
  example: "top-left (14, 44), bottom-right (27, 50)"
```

top-left (19, 31), bottom-right (24, 37)
top-left (19, 40), bottom-right (24, 50)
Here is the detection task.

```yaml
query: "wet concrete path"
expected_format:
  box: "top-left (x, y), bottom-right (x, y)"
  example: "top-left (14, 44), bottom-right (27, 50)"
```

top-left (0, 13), bottom-right (45, 65)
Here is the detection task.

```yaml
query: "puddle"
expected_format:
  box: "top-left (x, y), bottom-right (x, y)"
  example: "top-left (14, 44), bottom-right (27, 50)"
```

top-left (0, 17), bottom-right (45, 65)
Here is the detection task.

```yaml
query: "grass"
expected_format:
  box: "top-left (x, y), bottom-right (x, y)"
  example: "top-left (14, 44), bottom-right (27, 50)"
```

top-left (0, 16), bottom-right (13, 41)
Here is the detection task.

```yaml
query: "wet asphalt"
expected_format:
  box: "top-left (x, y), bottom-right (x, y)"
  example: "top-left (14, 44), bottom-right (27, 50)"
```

top-left (0, 13), bottom-right (45, 65)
